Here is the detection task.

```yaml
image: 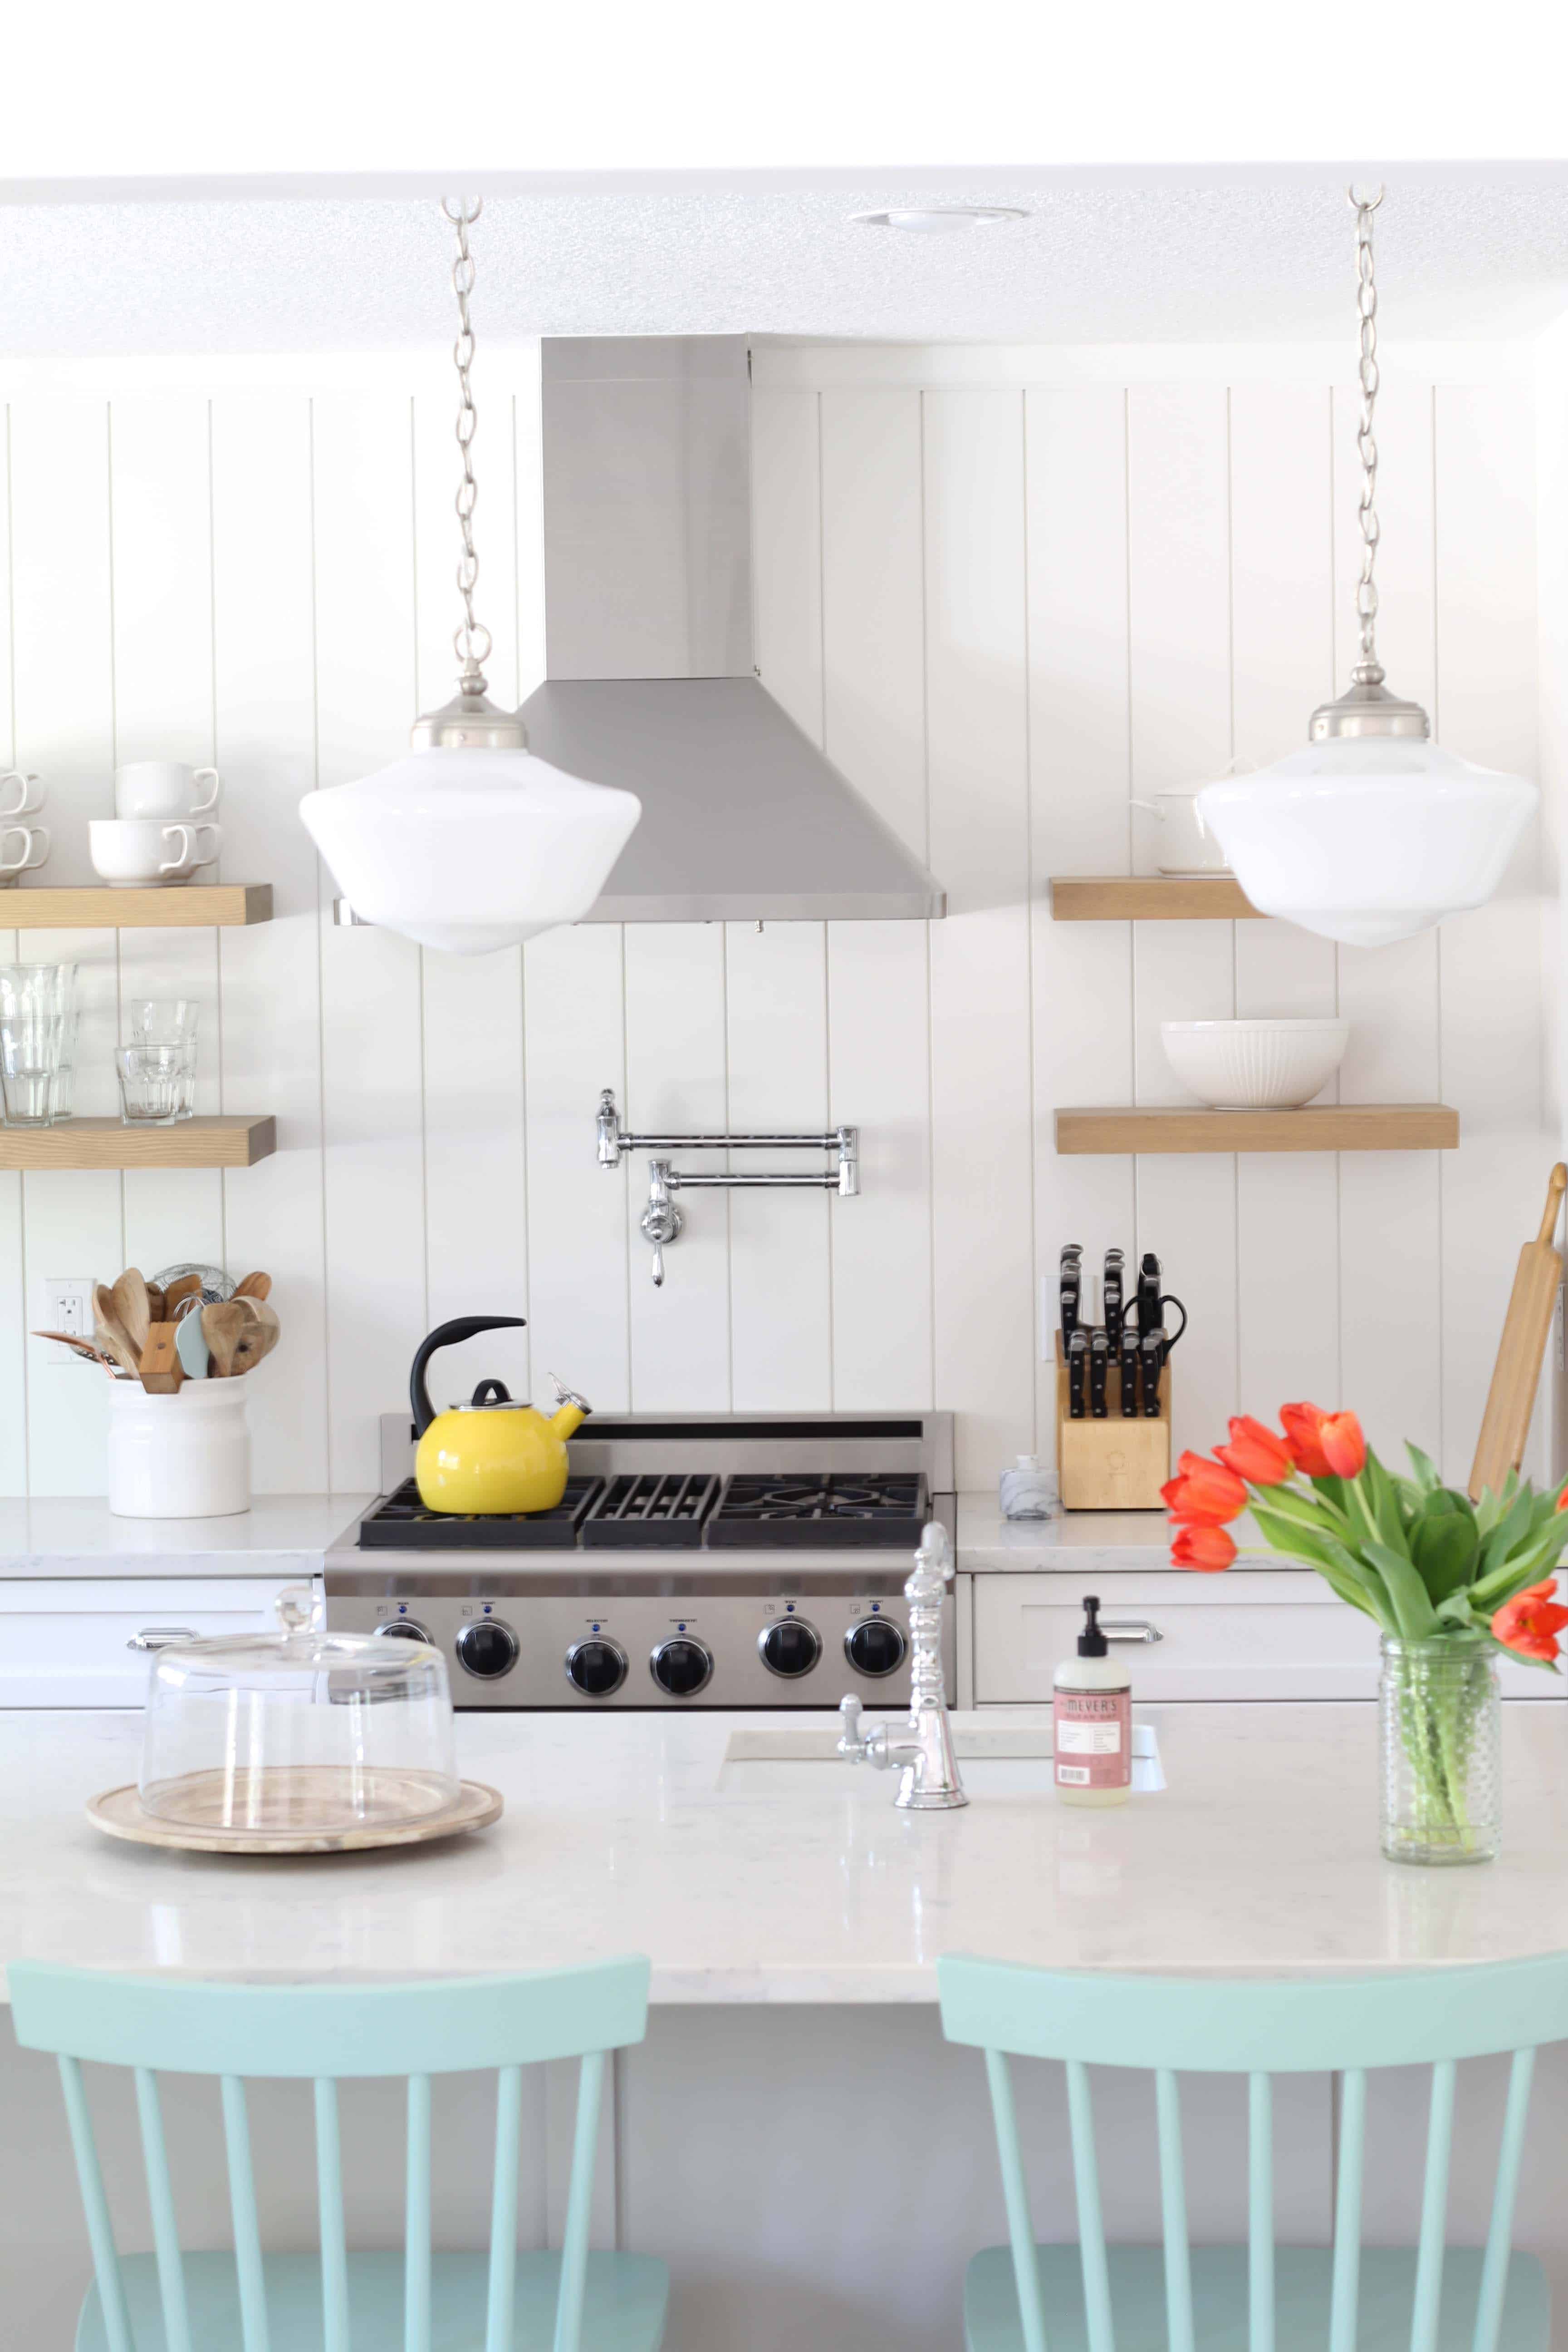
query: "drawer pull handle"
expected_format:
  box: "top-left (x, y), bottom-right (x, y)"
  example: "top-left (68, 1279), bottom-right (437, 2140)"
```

top-left (126, 1627), bottom-right (199, 1653)
top-left (1099, 1620), bottom-right (1163, 1644)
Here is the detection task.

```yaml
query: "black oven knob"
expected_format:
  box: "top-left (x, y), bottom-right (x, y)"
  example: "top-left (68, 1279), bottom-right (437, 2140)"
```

top-left (373, 1618), bottom-right (432, 1644)
top-left (565, 1637), bottom-right (628, 1698)
top-left (456, 1617), bottom-right (519, 1680)
top-left (758, 1617), bottom-right (822, 1679)
top-left (649, 1637), bottom-right (713, 1698)
top-left (844, 1616), bottom-right (907, 1678)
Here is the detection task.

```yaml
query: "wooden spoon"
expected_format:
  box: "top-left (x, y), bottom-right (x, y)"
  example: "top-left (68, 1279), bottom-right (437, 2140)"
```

top-left (201, 1301), bottom-right (251, 1378)
top-left (228, 1302), bottom-right (279, 1376)
top-left (161, 1272), bottom-right (205, 1319)
top-left (93, 1284), bottom-right (141, 1377)
top-left (111, 1268), bottom-right (152, 1360)
top-left (138, 1323), bottom-right (184, 1395)
top-left (144, 1282), bottom-right (166, 1323)
top-left (233, 1271), bottom-right (272, 1303)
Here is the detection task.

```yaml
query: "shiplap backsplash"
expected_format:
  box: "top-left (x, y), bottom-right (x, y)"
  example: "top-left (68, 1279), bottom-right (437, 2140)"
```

top-left (0, 342), bottom-right (1549, 1497)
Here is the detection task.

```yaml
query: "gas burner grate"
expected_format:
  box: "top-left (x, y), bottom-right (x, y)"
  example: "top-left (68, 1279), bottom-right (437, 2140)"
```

top-left (358, 1476), bottom-right (604, 1551)
top-left (707, 1471), bottom-right (928, 1549)
top-left (583, 1472), bottom-right (722, 1549)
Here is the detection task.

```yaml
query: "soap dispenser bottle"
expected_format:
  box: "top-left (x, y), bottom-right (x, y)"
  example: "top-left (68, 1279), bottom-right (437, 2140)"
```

top-left (1054, 1594), bottom-right (1132, 1806)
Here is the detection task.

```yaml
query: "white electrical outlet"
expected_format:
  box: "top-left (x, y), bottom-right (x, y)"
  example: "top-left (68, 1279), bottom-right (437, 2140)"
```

top-left (36, 1278), bottom-right (95, 1357)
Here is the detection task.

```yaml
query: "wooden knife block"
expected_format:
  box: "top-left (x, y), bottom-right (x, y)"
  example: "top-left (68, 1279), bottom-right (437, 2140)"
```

top-left (1055, 1359), bottom-right (1171, 1511)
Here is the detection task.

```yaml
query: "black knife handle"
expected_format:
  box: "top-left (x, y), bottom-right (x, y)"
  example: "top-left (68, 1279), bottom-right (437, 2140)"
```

top-left (1119, 1328), bottom-right (1139, 1417)
top-left (1103, 1248), bottom-right (1124, 1350)
top-left (1068, 1328), bottom-right (1088, 1419)
top-left (1060, 1274), bottom-right (1080, 1347)
top-left (1137, 1250), bottom-right (1162, 1338)
top-left (1141, 1328), bottom-right (1164, 1417)
top-left (1089, 1329), bottom-right (1109, 1418)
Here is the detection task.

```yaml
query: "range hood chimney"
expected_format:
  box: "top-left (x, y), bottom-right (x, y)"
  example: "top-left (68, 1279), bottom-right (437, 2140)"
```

top-left (520, 337), bottom-right (945, 925)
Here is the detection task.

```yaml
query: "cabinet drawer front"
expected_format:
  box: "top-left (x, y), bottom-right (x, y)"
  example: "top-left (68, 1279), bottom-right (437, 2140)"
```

top-left (0, 1578), bottom-right (315, 1708)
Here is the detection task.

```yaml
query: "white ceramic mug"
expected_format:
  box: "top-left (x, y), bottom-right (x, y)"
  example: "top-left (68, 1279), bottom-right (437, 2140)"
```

top-left (89, 817), bottom-right (221, 887)
top-left (1131, 791), bottom-right (1232, 875)
top-left (0, 823), bottom-right (50, 887)
top-left (114, 761), bottom-right (221, 820)
top-left (0, 771), bottom-right (45, 817)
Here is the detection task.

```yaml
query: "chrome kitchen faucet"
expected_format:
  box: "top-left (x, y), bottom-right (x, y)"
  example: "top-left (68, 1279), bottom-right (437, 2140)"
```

top-left (837, 1521), bottom-right (967, 1811)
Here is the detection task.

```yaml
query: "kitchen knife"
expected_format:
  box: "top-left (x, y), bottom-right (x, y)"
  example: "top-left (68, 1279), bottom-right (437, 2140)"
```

top-left (1141, 1328), bottom-right (1165, 1417)
top-left (1119, 1322), bottom-right (1140, 1416)
top-left (1103, 1249), bottom-right (1125, 1350)
top-left (1089, 1328), bottom-right (1109, 1418)
top-left (1137, 1251), bottom-right (1162, 1337)
top-left (1067, 1327), bottom-right (1088, 1419)
top-left (1060, 1245), bottom-right (1083, 1347)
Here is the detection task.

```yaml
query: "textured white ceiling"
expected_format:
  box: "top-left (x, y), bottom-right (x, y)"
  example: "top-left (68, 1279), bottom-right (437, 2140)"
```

top-left (4, 175), bottom-right (1568, 355)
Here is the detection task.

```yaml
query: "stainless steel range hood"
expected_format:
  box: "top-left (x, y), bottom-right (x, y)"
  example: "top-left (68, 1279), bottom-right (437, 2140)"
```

top-left (522, 336), bottom-right (945, 925)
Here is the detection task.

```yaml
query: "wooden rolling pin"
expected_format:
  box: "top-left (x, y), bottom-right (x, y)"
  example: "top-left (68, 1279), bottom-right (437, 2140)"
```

top-left (1470, 1162), bottom-right (1568, 1500)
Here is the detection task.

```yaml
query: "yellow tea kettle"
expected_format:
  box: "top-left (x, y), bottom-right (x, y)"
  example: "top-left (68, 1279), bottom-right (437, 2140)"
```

top-left (410, 1316), bottom-right (590, 1515)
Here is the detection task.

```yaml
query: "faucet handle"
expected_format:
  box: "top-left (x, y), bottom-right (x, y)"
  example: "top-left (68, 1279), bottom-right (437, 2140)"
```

top-left (837, 1694), bottom-right (865, 1756)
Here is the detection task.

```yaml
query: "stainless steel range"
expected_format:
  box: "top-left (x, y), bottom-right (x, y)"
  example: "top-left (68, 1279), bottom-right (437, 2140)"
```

top-left (324, 1412), bottom-right (955, 1709)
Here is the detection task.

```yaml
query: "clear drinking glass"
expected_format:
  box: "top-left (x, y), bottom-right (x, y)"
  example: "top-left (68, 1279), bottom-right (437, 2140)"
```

top-left (0, 1013), bottom-right (63, 1125)
top-left (0, 964), bottom-right (76, 1122)
top-left (115, 1042), bottom-right (187, 1126)
top-left (128, 1000), bottom-right (197, 1117)
top-left (1380, 1633), bottom-right (1501, 1865)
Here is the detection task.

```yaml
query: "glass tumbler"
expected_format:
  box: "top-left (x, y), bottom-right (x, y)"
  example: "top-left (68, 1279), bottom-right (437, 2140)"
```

top-left (128, 1000), bottom-right (197, 1118)
top-left (0, 964), bottom-right (76, 1122)
top-left (116, 1042), bottom-right (187, 1126)
top-left (1380, 1633), bottom-right (1501, 1865)
top-left (0, 1012), bottom-right (64, 1125)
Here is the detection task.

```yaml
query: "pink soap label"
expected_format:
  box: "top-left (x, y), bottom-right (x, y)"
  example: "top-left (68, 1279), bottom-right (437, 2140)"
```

top-left (1054, 1688), bottom-right (1132, 1789)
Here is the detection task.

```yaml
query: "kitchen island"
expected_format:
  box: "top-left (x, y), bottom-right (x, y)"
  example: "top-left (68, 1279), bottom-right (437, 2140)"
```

top-left (3, 1703), bottom-right (1568, 2349)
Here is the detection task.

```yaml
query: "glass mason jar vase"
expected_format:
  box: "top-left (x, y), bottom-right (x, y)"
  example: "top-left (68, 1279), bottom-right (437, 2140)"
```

top-left (1380, 1633), bottom-right (1500, 1865)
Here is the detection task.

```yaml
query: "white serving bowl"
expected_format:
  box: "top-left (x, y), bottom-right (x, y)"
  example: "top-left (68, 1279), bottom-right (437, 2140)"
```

top-left (1160, 1019), bottom-right (1350, 1110)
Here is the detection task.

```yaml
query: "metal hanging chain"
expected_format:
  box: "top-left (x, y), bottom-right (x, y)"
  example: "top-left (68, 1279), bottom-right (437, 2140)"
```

top-left (441, 195), bottom-right (490, 684)
top-left (1349, 184), bottom-right (1385, 682)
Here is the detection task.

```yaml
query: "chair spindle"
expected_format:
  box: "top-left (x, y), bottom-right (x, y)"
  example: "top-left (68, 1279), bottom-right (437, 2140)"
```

top-left (220, 2074), bottom-right (272, 2352)
top-left (554, 2049), bottom-right (607, 2352)
top-left (405, 2073), bottom-right (432, 2352)
top-left (1329, 2068), bottom-right (1367, 2352)
top-left (314, 2078), bottom-right (351, 2352)
top-left (1473, 2047), bottom-right (1536, 2352)
top-left (1066, 2059), bottom-right (1115, 2352)
top-left (134, 2067), bottom-right (192, 2352)
top-left (982, 2049), bottom-right (1049, 2352)
top-left (58, 2054), bottom-right (136, 2352)
top-left (1248, 2073), bottom-right (1274, 2352)
top-left (1410, 2059), bottom-right (1455, 2352)
top-left (486, 2064), bottom-right (524, 2352)
top-left (1155, 2071), bottom-right (1195, 2352)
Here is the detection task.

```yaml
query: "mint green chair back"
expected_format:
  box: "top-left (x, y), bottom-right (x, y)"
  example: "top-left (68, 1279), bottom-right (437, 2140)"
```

top-left (939, 1953), bottom-right (1568, 2352)
top-left (10, 1958), bottom-right (653, 2352)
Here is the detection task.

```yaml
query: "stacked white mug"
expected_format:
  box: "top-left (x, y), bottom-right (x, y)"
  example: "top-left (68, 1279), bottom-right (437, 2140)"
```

top-left (90, 763), bottom-right (222, 887)
top-left (0, 771), bottom-right (50, 887)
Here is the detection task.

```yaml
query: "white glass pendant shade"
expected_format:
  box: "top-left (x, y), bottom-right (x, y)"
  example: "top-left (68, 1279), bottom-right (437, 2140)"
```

top-left (1197, 735), bottom-right (1536, 949)
top-left (300, 742), bottom-right (641, 956)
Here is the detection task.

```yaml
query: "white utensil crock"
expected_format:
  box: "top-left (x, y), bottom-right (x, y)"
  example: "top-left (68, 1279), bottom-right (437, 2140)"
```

top-left (108, 1381), bottom-right (250, 1518)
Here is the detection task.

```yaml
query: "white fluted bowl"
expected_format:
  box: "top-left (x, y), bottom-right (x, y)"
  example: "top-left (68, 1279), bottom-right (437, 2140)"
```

top-left (1160, 1019), bottom-right (1350, 1110)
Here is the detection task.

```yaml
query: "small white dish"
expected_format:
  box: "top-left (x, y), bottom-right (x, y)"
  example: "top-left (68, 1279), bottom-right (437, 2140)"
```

top-left (89, 817), bottom-right (220, 887)
top-left (114, 760), bottom-right (220, 820)
top-left (1160, 1018), bottom-right (1350, 1109)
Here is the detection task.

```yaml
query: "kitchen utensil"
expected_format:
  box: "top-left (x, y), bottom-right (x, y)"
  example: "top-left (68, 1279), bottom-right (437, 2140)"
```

top-left (88, 816), bottom-right (220, 886)
top-left (201, 1301), bottom-right (252, 1378)
top-left (1103, 1248), bottom-right (1124, 1349)
top-left (0, 771), bottom-right (44, 817)
top-left (1119, 1323), bottom-right (1139, 1417)
top-left (1137, 1252), bottom-right (1162, 1336)
top-left (227, 1299), bottom-right (279, 1376)
top-left (113, 761), bottom-right (221, 820)
top-left (137, 1323), bottom-right (184, 1395)
top-left (174, 1308), bottom-right (210, 1380)
top-left (1160, 1018), bottom-right (1351, 1111)
top-left (115, 1042), bottom-right (188, 1124)
top-left (0, 1009), bottom-right (62, 1124)
top-left (86, 1775), bottom-right (502, 1855)
top-left (410, 1317), bottom-right (590, 1514)
top-left (1142, 1328), bottom-right (1165, 1416)
top-left (234, 1269), bottom-right (272, 1302)
top-left (93, 1284), bottom-right (141, 1378)
top-left (1059, 1244), bottom-right (1082, 1345)
top-left (1131, 788), bottom-right (1234, 875)
top-left (108, 1378), bottom-right (250, 1515)
top-left (1089, 1328), bottom-right (1109, 1418)
top-left (157, 1266), bottom-right (222, 1319)
top-left (0, 822), bottom-right (50, 886)
top-left (1067, 1327), bottom-right (1088, 1420)
top-left (1469, 1163), bottom-right (1568, 1501)
top-left (32, 1330), bottom-right (121, 1373)
top-left (111, 1268), bottom-right (152, 1359)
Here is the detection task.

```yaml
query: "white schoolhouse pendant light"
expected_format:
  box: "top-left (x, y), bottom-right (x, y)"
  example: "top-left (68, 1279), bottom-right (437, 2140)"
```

top-left (1199, 190), bottom-right (1535, 949)
top-left (300, 199), bottom-right (640, 956)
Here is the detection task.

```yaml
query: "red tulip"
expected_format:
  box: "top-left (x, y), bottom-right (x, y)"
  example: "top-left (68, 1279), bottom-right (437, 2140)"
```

top-left (1279, 1401), bottom-right (1334, 1478)
top-left (1161, 1451), bottom-right (1247, 1525)
top-left (1555, 1485), bottom-right (1568, 1514)
top-left (1171, 1523), bottom-right (1237, 1572)
top-left (1215, 1415), bottom-right (1294, 1486)
top-left (1492, 1578), bottom-right (1568, 1664)
top-left (1318, 1411), bottom-right (1367, 1480)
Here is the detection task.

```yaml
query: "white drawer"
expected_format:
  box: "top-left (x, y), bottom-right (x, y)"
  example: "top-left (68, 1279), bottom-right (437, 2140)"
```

top-left (0, 1577), bottom-right (317, 1708)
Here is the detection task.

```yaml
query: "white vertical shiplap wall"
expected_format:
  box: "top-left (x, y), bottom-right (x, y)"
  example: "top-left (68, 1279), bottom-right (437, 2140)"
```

top-left (0, 342), bottom-right (1550, 1496)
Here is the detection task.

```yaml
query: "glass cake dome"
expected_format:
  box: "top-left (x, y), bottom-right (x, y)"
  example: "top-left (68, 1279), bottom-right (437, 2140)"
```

top-left (138, 1588), bottom-right (459, 1837)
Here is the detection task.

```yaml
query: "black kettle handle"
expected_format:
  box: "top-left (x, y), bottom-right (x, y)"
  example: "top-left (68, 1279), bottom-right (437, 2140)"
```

top-left (410, 1316), bottom-right (528, 1437)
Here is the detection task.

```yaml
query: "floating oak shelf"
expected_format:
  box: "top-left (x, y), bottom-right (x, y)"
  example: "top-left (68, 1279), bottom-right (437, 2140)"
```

top-left (0, 1116), bottom-right (277, 1171)
top-left (1056, 1105), bottom-right (1460, 1156)
top-left (0, 884), bottom-right (273, 929)
top-left (1050, 876), bottom-right (1261, 921)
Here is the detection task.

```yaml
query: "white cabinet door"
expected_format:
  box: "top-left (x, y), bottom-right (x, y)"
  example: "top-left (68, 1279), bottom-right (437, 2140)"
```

top-left (0, 1578), bottom-right (317, 1707)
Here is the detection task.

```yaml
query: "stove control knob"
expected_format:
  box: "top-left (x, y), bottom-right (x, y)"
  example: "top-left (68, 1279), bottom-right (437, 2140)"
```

top-left (456, 1617), bottom-right (519, 1680)
top-left (565, 1637), bottom-right (628, 1698)
top-left (649, 1636), bottom-right (714, 1699)
top-left (373, 1618), bottom-right (433, 1645)
top-left (844, 1616), bottom-right (907, 1678)
top-left (758, 1617), bottom-right (822, 1679)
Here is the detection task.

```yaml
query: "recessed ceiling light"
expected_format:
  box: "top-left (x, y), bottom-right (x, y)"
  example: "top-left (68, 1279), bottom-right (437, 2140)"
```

top-left (851, 206), bottom-right (1029, 234)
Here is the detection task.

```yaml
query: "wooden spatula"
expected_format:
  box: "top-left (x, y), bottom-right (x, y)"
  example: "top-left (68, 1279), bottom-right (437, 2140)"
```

top-left (201, 1302), bottom-right (249, 1378)
top-left (111, 1268), bottom-right (152, 1360)
top-left (1470, 1162), bottom-right (1568, 1500)
top-left (138, 1323), bottom-right (185, 1395)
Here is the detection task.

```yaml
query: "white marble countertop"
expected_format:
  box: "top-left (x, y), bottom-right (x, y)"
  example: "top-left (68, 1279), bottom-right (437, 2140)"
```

top-left (0, 1495), bottom-right (370, 1577)
top-left (4, 1703), bottom-right (1566, 2003)
top-left (956, 1498), bottom-right (1275, 1571)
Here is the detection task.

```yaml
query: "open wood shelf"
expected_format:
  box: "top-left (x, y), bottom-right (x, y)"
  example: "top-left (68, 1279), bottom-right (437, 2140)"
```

top-left (1050, 876), bottom-right (1261, 921)
top-left (0, 884), bottom-right (273, 929)
top-left (1056, 1104), bottom-right (1460, 1156)
top-left (0, 1115), bottom-right (277, 1170)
